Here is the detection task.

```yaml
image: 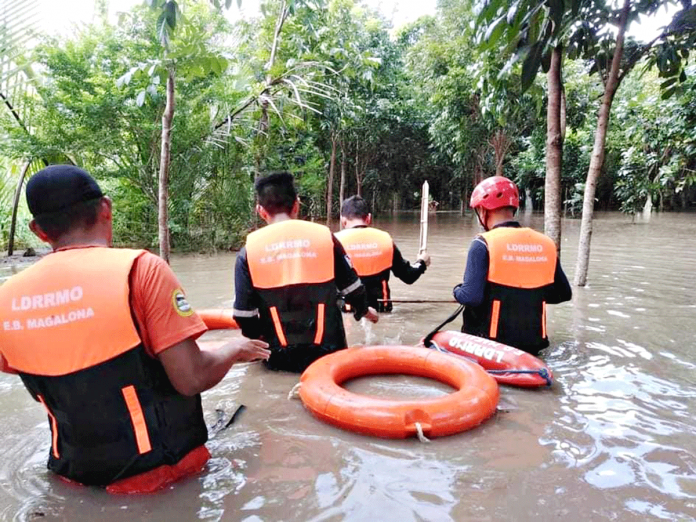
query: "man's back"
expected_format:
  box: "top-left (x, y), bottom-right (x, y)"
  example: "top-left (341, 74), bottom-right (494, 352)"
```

top-left (456, 224), bottom-right (571, 354)
top-left (336, 225), bottom-right (428, 312)
top-left (0, 247), bottom-right (208, 486)
top-left (235, 220), bottom-right (352, 371)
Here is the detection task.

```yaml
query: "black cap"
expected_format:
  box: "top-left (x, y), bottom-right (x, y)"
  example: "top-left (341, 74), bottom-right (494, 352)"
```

top-left (26, 165), bottom-right (104, 217)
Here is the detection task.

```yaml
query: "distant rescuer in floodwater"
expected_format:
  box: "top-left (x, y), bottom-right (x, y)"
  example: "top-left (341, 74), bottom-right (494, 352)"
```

top-left (453, 176), bottom-right (572, 355)
top-left (0, 165), bottom-right (270, 493)
top-left (233, 173), bottom-right (379, 373)
top-left (336, 196), bottom-right (431, 312)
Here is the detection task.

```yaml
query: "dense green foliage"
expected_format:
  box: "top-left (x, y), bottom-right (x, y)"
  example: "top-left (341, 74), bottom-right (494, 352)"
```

top-left (1, 0), bottom-right (695, 253)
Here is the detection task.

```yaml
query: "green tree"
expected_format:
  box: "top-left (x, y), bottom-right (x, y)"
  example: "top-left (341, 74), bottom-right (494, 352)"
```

top-left (137, 0), bottom-right (233, 262)
top-left (479, 0), bottom-right (696, 285)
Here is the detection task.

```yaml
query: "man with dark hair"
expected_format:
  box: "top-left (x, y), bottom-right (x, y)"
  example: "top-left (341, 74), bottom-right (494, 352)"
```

top-left (454, 176), bottom-right (571, 354)
top-left (336, 195), bottom-right (431, 312)
top-left (0, 165), bottom-right (270, 493)
top-left (233, 173), bottom-right (378, 372)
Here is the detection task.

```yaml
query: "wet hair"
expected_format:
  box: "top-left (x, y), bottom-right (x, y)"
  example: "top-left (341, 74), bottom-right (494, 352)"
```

top-left (341, 195), bottom-right (370, 220)
top-left (33, 198), bottom-right (103, 242)
top-left (255, 172), bottom-right (297, 216)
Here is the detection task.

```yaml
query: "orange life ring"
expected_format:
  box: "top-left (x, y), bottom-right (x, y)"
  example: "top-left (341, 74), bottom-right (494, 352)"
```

top-left (299, 345), bottom-right (499, 439)
top-left (198, 309), bottom-right (239, 330)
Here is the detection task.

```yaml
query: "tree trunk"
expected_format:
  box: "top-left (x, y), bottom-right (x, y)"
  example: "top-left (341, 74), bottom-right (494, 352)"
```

top-left (339, 139), bottom-right (346, 206)
top-left (642, 193), bottom-right (653, 217)
top-left (490, 129), bottom-right (511, 177)
top-left (574, 0), bottom-right (631, 287)
top-left (545, 45), bottom-right (564, 255)
top-left (525, 187), bottom-right (533, 213)
top-left (326, 134), bottom-right (337, 226)
top-left (560, 85), bottom-right (567, 140)
top-left (7, 161), bottom-right (32, 256)
top-left (355, 143), bottom-right (362, 196)
top-left (158, 68), bottom-right (175, 264)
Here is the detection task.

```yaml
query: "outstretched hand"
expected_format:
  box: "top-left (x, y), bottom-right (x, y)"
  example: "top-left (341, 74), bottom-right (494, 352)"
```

top-left (229, 338), bottom-right (270, 362)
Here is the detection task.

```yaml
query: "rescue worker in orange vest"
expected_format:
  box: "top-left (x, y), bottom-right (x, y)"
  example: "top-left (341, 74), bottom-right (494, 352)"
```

top-left (453, 176), bottom-right (572, 355)
top-left (336, 196), bottom-right (431, 312)
top-left (233, 173), bottom-right (379, 372)
top-left (0, 165), bottom-right (270, 493)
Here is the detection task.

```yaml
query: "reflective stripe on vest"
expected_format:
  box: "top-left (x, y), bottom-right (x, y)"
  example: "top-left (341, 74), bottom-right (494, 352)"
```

top-left (121, 385), bottom-right (152, 455)
top-left (542, 301), bottom-right (547, 339)
top-left (246, 220), bottom-right (335, 288)
top-left (37, 394), bottom-right (60, 459)
top-left (335, 227), bottom-right (393, 277)
top-left (481, 227), bottom-right (556, 289)
top-left (489, 300), bottom-right (501, 339)
top-left (0, 248), bottom-right (144, 376)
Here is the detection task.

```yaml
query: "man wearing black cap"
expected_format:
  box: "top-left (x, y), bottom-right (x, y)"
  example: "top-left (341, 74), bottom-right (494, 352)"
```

top-left (0, 165), bottom-right (269, 493)
top-left (233, 172), bottom-right (378, 372)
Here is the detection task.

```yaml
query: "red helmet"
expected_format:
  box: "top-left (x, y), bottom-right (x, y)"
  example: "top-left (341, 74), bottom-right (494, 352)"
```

top-left (470, 176), bottom-right (519, 211)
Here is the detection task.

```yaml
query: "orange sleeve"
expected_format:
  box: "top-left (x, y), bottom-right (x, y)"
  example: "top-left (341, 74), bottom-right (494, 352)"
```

top-left (130, 253), bottom-right (208, 357)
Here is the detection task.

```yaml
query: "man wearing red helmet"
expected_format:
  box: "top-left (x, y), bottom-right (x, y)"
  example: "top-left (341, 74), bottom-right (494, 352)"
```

top-left (453, 176), bottom-right (571, 355)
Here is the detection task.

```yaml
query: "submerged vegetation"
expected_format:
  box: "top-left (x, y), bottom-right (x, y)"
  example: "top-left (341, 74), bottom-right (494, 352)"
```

top-left (1, 0), bottom-right (695, 282)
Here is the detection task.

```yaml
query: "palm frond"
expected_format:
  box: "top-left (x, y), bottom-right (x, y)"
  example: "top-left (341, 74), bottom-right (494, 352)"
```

top-left (0, 0), bottom-right (40, 130)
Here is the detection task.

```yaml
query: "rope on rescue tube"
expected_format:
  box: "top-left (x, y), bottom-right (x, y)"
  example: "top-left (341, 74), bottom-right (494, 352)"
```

top-left (288, 382), bottom-right (302, 400)
top-left (430, 342), bottom-right (553, 386)
top-left (486, 368), bottom-right (553, 386)
top-left (414, 422), bottom-right (430, 443)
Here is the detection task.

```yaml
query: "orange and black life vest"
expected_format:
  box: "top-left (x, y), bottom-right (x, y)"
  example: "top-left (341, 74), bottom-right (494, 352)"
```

top-left (0, 248), bottom-right (207, 487)
top-left (246, 220), bottom-right (345, 350)
top-left (463, 227), bottom-right (556, 352)
top-left (335, 227), bottom-right (394, 312)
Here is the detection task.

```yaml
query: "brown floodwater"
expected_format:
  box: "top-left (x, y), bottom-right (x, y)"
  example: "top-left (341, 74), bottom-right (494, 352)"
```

top-left (1, 211), bottom-right (695, 521)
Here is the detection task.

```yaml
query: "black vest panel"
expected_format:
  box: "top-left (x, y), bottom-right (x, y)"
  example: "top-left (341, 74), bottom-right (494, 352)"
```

top-left (463, 285), bottom-right (549, 354)
top-left (359, 270), bottom-right (392, 313)
top-left (20, 345), bottom-right (208, 486)
top-left (256, 281), bottom-right (347, 351)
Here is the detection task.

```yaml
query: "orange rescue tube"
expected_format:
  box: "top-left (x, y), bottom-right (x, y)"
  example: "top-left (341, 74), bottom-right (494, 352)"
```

top-left (428, 331), bottom-right (553, 388)
top-left (198, 309), bottom-right (239, 330)
top-left (299, 345), bottom-right (499, 439)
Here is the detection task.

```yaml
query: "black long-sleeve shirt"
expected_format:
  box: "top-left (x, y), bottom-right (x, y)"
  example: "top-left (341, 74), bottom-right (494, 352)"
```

top-left (358, 243), bottom-right (427, 312)
top-left (391, 244), bottom-right (427, 284)
top-left (233, 235), bottom-right (370, 340)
